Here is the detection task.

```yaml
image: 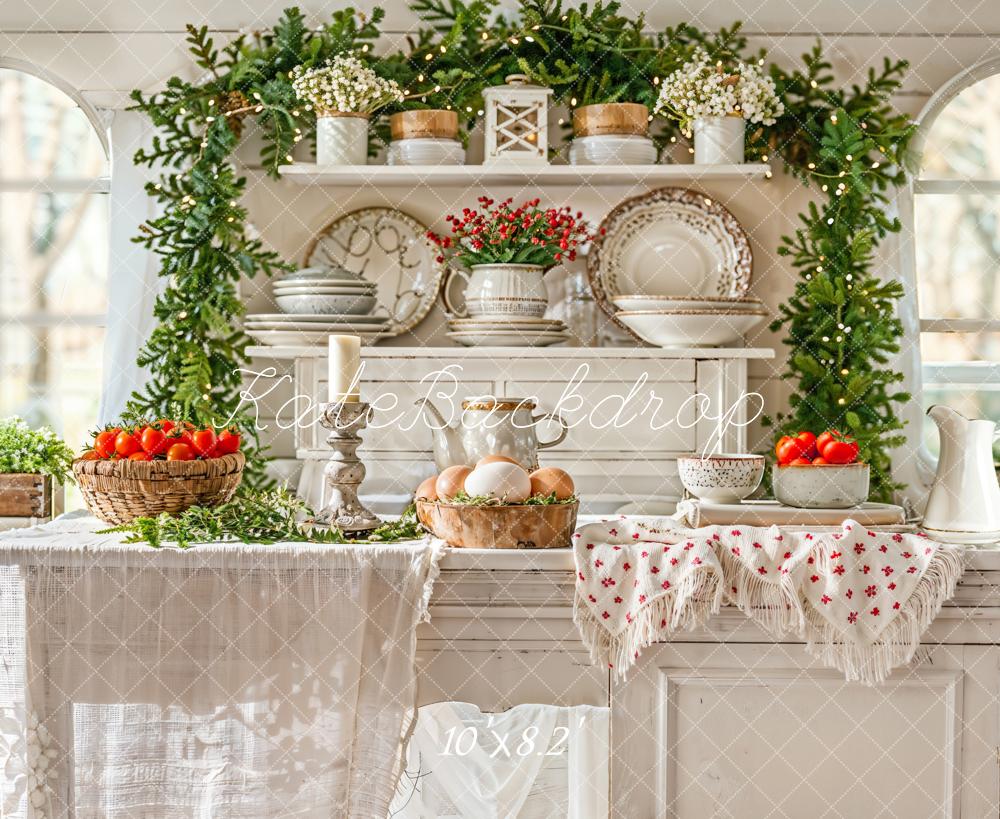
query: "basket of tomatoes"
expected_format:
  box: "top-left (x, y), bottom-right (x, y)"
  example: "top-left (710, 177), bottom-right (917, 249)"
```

top-left (73, 418), bottom-right (245, 525)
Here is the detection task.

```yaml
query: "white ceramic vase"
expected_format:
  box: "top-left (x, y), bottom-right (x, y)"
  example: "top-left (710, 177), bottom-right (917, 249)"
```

top-left (693, 115), bottom-right (745, 165)
top-left (443, 263), bottom-right (549, 318)
top-left (316, 114), bottom-right (369, 166)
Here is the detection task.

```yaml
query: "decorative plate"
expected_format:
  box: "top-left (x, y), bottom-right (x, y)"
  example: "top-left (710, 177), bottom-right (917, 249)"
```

top-left (588, 187), bottom-right (753, 328)
top-left (304, 207), bottom-right (444, 337)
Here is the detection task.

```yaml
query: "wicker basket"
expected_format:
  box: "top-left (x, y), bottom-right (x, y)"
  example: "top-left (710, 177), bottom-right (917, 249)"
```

top-left (73, 453), bottom-right (245, 525)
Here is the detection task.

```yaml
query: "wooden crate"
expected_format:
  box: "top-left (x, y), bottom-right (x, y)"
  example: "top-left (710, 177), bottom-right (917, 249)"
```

top-left (0, 474), bottom-right (52, 518)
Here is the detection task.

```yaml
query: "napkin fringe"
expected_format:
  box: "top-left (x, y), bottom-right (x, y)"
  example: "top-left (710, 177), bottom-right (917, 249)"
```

top-left (801, 544), bottom-right (965, 685)
top-left (574, 564), bottom-right (723, 678)
top-left (717, 545), bottom-right (804, 635)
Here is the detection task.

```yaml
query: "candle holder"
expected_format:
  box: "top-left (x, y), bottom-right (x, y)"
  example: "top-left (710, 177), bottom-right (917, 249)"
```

top-left (312, 401), bottom-right (382, 535)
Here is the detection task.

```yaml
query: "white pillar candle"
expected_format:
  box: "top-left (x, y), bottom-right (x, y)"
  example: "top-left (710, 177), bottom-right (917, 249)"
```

top-left (328, 334), bottom-right (361, 403)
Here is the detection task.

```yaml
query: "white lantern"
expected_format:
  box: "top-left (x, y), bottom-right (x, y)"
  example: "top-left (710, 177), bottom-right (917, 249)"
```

top-left (482, 74), bottom-right (553, 166)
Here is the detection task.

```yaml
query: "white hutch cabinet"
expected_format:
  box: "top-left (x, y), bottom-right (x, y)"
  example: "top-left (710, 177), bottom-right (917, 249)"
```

top-left (419, 548), bottom-right (1000, 818)
top-left (248, 345), bottom-right (773, 514)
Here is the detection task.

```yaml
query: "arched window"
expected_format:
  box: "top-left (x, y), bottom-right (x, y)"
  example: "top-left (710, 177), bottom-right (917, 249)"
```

top-left (912, 62), bottom-right (1000, 466)
top-left (0, 64), bottom-right (109, 463)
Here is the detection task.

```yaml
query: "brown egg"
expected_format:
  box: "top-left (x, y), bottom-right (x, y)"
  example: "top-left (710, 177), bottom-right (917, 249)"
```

top-left (415, 476), bottom-right (438, 502)
top-left (529, 467), bottom-right (575, 500)
top-left (476, 454), bottom-right (522, 469)
top-left (435, 465), bottom-right (472, 500)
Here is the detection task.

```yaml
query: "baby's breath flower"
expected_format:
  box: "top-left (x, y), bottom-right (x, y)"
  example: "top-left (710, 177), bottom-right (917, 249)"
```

top-left (291, 53), bottom-right (403, 116)
top-left (654, 49), bottom-right (784, 137)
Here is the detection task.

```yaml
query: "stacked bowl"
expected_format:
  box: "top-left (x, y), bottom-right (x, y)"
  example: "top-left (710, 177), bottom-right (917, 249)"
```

top-left (245, 266), bottom-right (390, 346)
top-left (612, 295), bottom-right (768, 347)
top-left (569, 135), bottom-right (657, 166)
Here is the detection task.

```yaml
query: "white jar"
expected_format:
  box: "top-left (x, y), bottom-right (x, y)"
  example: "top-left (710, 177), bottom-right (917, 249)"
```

top-left (316, 113), bottom-right (369, 166)
top-left (693, 115), bottom-right (745, 165)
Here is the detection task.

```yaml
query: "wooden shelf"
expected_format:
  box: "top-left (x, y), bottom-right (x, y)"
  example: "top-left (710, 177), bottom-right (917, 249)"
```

top-left (276, 162), bottom-right (772, 187)
top-left (247, 344), bottom-right (776, 360)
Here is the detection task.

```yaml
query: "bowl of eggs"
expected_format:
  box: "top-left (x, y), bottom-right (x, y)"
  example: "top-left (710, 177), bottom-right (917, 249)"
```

top-left (414, 455), bottom-right (578, 549)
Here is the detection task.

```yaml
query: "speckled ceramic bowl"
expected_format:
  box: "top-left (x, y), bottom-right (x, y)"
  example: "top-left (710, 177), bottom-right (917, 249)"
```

top-left (773, 462), bottom-right (870, 509)
top-left (677, 454), bottom-right (765, 503)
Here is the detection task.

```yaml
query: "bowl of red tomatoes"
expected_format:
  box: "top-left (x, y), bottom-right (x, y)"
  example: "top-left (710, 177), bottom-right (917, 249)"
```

top-left (773, 430), bottom-right (868, 509)
top-left (73, 418), bottom-right (245, 525)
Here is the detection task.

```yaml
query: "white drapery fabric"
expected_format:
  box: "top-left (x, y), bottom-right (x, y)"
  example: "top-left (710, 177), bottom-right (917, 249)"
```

top-left (389, 702), bottom-right (609, 819)
top-left (0, 517), bottom-right (443, 818)
top-left (99, 108), bottom-right (165, 423)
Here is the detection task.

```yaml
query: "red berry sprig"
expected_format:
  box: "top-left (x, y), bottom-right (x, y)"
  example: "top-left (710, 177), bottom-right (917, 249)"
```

top-left (427, 197), bottom-right (598, 268)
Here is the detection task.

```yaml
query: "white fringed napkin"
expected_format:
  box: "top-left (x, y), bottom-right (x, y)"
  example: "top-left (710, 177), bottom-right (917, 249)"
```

top-left (573, 517), bottom-right (965, 685)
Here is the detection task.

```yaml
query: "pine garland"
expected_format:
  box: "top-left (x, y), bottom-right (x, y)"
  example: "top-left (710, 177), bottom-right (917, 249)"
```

top-left (766, 49), bottom-right (916, 500)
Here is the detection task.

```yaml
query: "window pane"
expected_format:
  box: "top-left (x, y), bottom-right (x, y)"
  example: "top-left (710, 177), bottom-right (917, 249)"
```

top-left (914, 193), bottom-right (1000, 320)
top-left (920, 72), bottom-right (1000, 179)
top-left (921, 383), bottom-right (1000, 461)
top-left (0, 68), bottom-right (107, 178)
top-left (920, 331), bottom-right (1000, 362)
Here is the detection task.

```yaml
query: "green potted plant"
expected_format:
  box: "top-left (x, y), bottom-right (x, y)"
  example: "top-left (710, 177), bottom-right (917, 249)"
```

top-left (0, 417), bottom-right (74, 521)
top-left (499, 0), bottom-right (661, 164)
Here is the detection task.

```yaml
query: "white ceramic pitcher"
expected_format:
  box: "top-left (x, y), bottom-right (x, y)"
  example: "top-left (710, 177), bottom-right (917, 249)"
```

top-left (923, 405), bottom-right (1000, 545)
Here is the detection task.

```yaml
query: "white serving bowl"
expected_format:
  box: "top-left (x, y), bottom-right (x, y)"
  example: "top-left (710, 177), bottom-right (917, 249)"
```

top-left (615, 309), bottom-right (767, 347)
top-left (275, 265), bottom-right (364, 284)
top-left (612, 295), bottom-right (765, 313)
top-left (275, 292), bottom-right (378, 315)
top-left (773, 463), bottom-right (870, 509)
top-left (273, 283), bottom-right (377, 295)
top-left (678, 454), bottom-right (765, 503)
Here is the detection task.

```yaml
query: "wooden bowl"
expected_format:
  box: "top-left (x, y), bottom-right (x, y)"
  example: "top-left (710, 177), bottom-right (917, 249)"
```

top-left (416, 500), bottom-right (579, 549)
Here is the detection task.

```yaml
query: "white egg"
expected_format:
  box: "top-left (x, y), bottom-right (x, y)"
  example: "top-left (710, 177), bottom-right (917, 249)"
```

top-left (463, 461), bottom-right (531, 503)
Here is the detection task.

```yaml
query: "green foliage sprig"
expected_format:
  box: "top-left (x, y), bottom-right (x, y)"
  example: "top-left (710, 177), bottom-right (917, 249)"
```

top-left (444, 490), bottom-right (578, 506)
top-left (500, 0), bottom-right (660, 109)
top-left (100, 488), bottom-right (424, 548)
top-left (0, 417), bottom-right (75, 485)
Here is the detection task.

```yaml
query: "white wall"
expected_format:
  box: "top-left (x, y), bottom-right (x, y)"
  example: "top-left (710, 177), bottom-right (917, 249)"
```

top-left (2, 0), bottom-right (997, 467)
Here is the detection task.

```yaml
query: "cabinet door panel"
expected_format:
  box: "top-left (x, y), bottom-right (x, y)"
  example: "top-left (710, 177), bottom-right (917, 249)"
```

top-left (613, 643), bottom-right (975, 819)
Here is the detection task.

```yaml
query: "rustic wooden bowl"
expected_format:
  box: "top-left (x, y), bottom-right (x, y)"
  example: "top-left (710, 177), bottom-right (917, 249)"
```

top-left (416, 500), bottom-right (579, 549)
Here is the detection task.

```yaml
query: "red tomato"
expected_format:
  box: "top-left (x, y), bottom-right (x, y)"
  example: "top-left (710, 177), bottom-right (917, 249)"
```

top-left (816, 430), bottom-right (840, 456)
top-left (777, 437), bottom-right (809, 465)
top-left (140, 426), bottom-right (168, 456)
top-left (191, 428), bottom-right (217, 458)
top-left (80, 449), bottom-right (100, 461)
top-left (155, 418), bottom-right (176, 434)
top-left (93, 430), bottom-right (118, 459)
top-left (775, 435), bottom-right (793, 460)
top-left (812, 456), bottom-right (829, 465)
top-left (795, 431), bottom-right (818, 459)
top-left (822, 438), bottom-right (859, 464)
top-left (166, 442), bottom-right (195, 461)
top-left (788, 457), bottom-right (813, 466)
top-left (215, 429), bottom-right (241, 455)
top-left (129, 451), bottom-right (152, 461)
top-left (114, 430), bottom-right (142, 458)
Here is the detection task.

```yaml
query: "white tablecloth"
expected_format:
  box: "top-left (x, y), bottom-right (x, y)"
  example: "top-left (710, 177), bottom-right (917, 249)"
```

top-left (0, 515), bottom-right (443, 818)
